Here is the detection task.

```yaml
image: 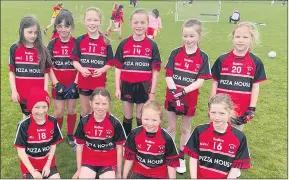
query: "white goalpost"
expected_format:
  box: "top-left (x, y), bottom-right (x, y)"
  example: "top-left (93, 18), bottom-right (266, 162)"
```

top-left (175, 0), bottom-right (222, 23)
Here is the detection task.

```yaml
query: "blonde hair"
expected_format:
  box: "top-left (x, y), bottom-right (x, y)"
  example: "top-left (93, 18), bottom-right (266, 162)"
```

top-left (84, 7), bottom-right (111, 45)
top-left (232, 21), bottom-right (260, 50)
top-left (141, 100), bottom-right (163, 121)
top-left (208, 94), bottom-right (234, 118)
top-left (183, 19), bottom-right (203, 37)
top-left (130, 8), bottom-right (149, 22)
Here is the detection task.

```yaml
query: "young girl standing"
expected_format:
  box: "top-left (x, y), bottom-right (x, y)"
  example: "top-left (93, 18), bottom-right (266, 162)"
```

top-left (14, 88), bottom-right (63, 179)
top-left (164, 19), bottom-right (211, 174)
top-left (184, 93), bottom-right (251, 179)
top-left (147, 9), bottom-right (162, 39)
top-left (210, 22), bottom-right (267, 130)
top-left (114, 8), bottom-right (162, 136)
top-left (123, 100), bottom-right (179, 179)
top-left (71, 7), bottom-right (114, 119)
top-left (9, 16), bottom-right (52, 118)
top-left (72, 88), bottom-right (126, 179)
top-left (106, 4), bottom-right (124, 40)
top-left (47, 9), bottom-right (78, 145)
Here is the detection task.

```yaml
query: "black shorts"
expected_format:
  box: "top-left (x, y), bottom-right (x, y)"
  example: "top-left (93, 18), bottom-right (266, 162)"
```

top-left (52, 87), bottom-right (79, 100)
top-left (129, 172), bottom-right (161, 179)
top-left (19, 102), bottom-right (30, 116)
top-left (121, 81), bottom-right (150, 104)
top-left (79, 88), bottom-right (94, 96)
top-left (23, 166), bottom-right (58, 179)
top-left (82, 164), bottom-right (116, 176)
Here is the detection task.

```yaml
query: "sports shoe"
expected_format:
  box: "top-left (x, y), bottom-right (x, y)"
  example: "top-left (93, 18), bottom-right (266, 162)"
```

top-left (237, 170), bottom-right (241, 178)
top-left (176, 159), bottom-right (186, 174)
top-left (66, 135), bottom-right (75, 145)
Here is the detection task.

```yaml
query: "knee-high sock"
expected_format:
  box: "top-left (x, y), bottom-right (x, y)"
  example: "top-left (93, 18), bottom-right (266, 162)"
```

top-left (67, 114), bottom-right (77, 135)
top-left (123, 117), bottom-right (133, 136)
top-left (56, 117), bottom-right (64, 129)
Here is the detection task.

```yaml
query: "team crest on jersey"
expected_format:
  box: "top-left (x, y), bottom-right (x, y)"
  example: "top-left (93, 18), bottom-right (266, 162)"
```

top-left (106, 130), bottom-right (112, 138)
top-left (247, 66), bottom-right (253, 75)
top-left (195, 64), bottom-right (201, 71)
top-left (157, 145), bottom-right (165, 153)
top-left (137, 144), bottom-right (142, 148)
top-left (145, 48), bottom-right (151, 56)
top-left (228, 144), bottom-right (236, 154)
top-left (100, 46), bottom-right (105, 54)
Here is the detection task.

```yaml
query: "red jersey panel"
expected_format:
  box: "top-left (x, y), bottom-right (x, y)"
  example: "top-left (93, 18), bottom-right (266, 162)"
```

top-left (113, 9), bottom-right (124, 23)
top-left (74, 112), bottom-right (126, 166)
top-left (165, 46), bottom-right (211, 106)
top-left (9, 44), bottom-right (51, 101)
top-left (211, 51), bottom-right (267, 116)
top-left (13, 115), bottom-right (63, 174)
top-left (124, 126), bottom-right (179, 178)
top-left (184, 122), bottom-right (250, 179)
top-left (71, 34), bottom-right (114, 90)
top-left (114, 36), bottom-right (162, 83)
top-left (48, 36), bottom-right (77, 87)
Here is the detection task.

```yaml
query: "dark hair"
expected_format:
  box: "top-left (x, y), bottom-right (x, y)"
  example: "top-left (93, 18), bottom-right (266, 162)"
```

top-left (18, 16), bottom-right (52, 73)
top-left (119, 5), bottom-right (123, 9)
top-left (90, 88), bottom-right (111, 102)
top-left (152, 9), bottom-right (159, 18)
top-left (55, 8), bottom-right (75, 29)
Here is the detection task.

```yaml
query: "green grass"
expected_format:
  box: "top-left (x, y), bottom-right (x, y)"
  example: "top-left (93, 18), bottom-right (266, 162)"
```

top-left (1, 1), bottom-right (287, 179)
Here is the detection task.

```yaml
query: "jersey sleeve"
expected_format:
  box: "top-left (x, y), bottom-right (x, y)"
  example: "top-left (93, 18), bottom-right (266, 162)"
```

top-left (13, 121), bottom-right (27, 148)
top-left (123, 133), bottom-right (137, 160)
top-left (52, 120), bottom-right (64, 145)
top-left (112, 120), bottom-right (126, 145)
top-left (74, 118), bottom-right (86, 144)
top-left (197, 52), bottom-right (212, 79)
top-left (163, 131), bottom-right (180, 168)
top-left (164, 50), bottom-right (176, 77)
top-left (211, 57), bottom-right (222, 81)
top-left (183, 127), bottom-right (200, 159)
top-left (9, 44), bottom-right (18, 72)
top-left (253, 59), bottom-right (267, 83)
top-left (151, 42), bottom-right (162, 71)
top-left (232, 135), bottom-right (250, 169)
top-left (71, 37), bottom-right (81, 61)
top-left (106, 45), bottom-right (114, 66)
top-left (114, 42), bottom-right (124, 69)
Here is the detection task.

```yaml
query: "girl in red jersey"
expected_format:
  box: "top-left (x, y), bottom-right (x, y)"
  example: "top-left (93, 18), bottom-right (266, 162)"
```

top-left (123, 100), bottom-right (179, 179)
top-left (47, 9), bottom-right (78, 145)
top-left (43, 2), bottom-right (63, 35)
top-left (9, 16), bottom-right (53, 119)
top-left (14, 88), bottom-right (64, 179)
top-left (210, 22), bottom-right (267, 130)
top-left (114, 8), bottom-right (162, 137)
top-left (71, 7), bottom-right (114, 120)
top-left (184, 94), bottom-right (250, 179)
top-left (106, 4), bottom-right (124, 40)
top-left (72, 88), bottom-right (126, 179)
top-left (147, 9), bottom-right (162, 39)
top-left (164, 19), bottom-right (211, 174)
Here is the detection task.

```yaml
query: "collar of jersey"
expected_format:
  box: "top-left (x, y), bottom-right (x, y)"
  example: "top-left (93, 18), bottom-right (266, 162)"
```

top-left (142, 125), bottom-right (161, 138)
top-left (30, 114), bottom-right (48, 126)
top-left (182, 45), bottom-right (200, 57)
top-left (130, 35), bottom-right (147, 43)
top-left (209, 121), bottom-right (232, 135)
top-left (230, 50), bottom-right (250, 60)
top-left (90, 112), bottom-right (109, 123)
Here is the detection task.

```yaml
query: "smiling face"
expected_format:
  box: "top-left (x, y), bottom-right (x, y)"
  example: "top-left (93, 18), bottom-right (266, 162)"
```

top-left (84, 10), bottom-right (101, 34)
top-left (131, 13), bottom-right (148, 37)
top-left (233, 26), bottom-right (252, 54)
top-left (90, 94), bottom-right (110, 118)
top-left (56, 20), bottom-right (72, 39)
top-left (141, 108), bottom-right (161, 133)
top-left (209, 103), bottom-right (232, 130)
top-left (182, 26), bottom-right (200, 49)
top-left (31, 101), bottom-right (48, 121)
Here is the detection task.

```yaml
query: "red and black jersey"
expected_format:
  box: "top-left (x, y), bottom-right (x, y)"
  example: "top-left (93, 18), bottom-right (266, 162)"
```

top-left (124, 126), bottom-right (180, 178)
top-left (9, 43), bottom-right (52, 101)
top-left (48, 36), bottom-right (77, 87)
top-left (211, 50), bottom-right (267, 116)
top-left (74, 112), bottom-right (126, 166)
top-left (184, 122), bottom-right (250, 179)
top-left (71, 33), bottom-right (114, 90)
top-left (13, 115), bottom-right (63, 174)
top-left (165, 46), bottom-right (211, 102)
top-left (114, 36), bottom-right (162, 83)
top-left (113, 9), bottom-right (124, 23)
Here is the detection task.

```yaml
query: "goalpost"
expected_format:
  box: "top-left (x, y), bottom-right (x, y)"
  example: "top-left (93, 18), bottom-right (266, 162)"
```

top-left (175, 0), bottom-right (222, 23)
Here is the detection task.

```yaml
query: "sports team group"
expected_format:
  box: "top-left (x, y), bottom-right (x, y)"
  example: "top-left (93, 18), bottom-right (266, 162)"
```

top-left (9, 2), bottom-right (267, 179)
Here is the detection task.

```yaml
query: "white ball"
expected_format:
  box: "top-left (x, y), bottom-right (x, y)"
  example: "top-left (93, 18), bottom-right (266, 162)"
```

top-left (268, 51), bottom-right (277, 58)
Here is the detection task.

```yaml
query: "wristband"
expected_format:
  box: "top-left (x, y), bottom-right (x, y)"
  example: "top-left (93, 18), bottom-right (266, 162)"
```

top-left (248, 107), bottom-right (256, 111)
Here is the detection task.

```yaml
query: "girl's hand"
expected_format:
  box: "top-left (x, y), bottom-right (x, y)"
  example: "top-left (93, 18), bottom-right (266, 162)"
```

top-left (92, 68), bottom-right (104, 78)
top-left (148, 93), bottom-right (155, 101)
top-left (31, 170), bottom-right (42, 179)
top-left (115, 88), bottom-right (121, 100)
top-left (80, 68), bottom-right (91, 78)
top-left (72, 169), bottom-right (81, 179)
top-left (41, 164), bottom-right (50, 178)
top-left (11, 90), bottom-right (20, 102)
